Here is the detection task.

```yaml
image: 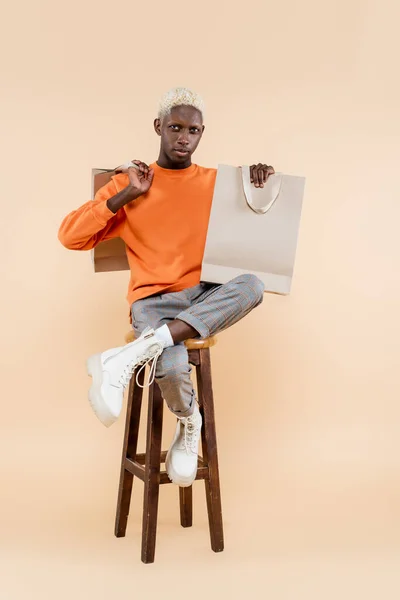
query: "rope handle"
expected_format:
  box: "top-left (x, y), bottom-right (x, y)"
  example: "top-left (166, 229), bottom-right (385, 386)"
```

top-left (240, 165), bottom-right (283, 215)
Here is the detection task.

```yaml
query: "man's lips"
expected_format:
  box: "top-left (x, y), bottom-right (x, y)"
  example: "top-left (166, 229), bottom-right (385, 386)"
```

top-left (174, 149), bottom-right (190, 155)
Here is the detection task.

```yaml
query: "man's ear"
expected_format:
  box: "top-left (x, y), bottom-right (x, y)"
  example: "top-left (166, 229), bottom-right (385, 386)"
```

top-left (154, 118), bottom-right (161, 136)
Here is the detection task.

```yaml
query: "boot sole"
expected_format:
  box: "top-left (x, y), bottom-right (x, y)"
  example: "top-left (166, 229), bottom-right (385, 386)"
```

top-left (86, 354), bottom-right (118, 428)
top-left (165, 453), bottom-right (197, 487)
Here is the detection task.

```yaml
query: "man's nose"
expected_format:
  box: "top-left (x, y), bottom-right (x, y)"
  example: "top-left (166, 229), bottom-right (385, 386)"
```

top-left (177, 132), bottom-right (189, 146)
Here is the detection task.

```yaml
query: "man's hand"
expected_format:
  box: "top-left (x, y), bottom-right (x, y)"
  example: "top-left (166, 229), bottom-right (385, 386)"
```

top-left (127, 160), bottom-right (154, 196)
top-left (249, 163), bottom-right (275, 188)
top-left (115, 159), bottom-right (154, 197)
top-left (106, 160), bottom-right (154, 214)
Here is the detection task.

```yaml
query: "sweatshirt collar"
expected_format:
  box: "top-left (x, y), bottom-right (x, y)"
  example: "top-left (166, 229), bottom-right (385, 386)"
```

top-left (151, 162), bottom-right (197, 176)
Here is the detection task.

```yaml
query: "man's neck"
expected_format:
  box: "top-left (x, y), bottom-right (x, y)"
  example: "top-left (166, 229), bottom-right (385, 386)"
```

top-left (156, 152), bottom-right (192, 170)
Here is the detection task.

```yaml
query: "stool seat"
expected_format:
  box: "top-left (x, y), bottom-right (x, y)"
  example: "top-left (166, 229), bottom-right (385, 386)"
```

top-left (124, 330), bottom-right (217, 350)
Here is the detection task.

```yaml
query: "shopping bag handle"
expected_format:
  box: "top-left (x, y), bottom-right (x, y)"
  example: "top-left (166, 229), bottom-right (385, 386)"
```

top-left (241, 166), bottom-right (283, 215)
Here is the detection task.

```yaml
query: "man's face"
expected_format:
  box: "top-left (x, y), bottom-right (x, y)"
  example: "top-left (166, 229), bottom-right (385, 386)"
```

top-left (154, 105), bottom-right (204, 166)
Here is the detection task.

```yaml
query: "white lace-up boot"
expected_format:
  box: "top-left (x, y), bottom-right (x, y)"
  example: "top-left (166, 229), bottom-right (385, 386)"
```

top-left (165, 403), bottom-right (202, 487)
top-left (86, 327), bottom-right (165, 427)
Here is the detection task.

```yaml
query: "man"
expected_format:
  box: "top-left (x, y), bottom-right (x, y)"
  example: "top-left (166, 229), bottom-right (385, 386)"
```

top-left (58, 87), bottom-right (275, 487)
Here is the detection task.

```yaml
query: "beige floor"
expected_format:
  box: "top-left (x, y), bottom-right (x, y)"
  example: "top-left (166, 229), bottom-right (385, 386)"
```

top-left (2, 408), bottom-right (399, 600)
top-left (2, 323), bottom-right (400, 599)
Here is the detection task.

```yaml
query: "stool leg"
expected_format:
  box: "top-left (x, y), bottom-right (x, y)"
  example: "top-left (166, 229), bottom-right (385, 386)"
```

top-left (179, 486), bottom-right (193, 528)
top-left (115, 369), bottom-right (144, 538)
top-left (197, 348), bottom-right (224, 553)
top-left (141, 381), bottom-right (163, 564)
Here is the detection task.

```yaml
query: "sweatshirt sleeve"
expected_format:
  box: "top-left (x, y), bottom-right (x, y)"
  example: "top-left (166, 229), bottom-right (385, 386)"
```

top-left (58, 177), bottom-right (126, 250)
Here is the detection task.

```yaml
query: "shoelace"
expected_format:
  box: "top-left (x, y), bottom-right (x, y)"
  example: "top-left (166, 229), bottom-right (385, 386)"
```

top-left (118, 345), bottom-right (164, 389)
top-left (135, 346), bottom-right (164, 388)
top-left (180, 413), bottom-right (201, 454)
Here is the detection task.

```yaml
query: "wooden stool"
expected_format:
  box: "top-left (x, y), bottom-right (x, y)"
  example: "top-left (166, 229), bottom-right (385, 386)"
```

top-left (114, 333), bottom-right (224, 563)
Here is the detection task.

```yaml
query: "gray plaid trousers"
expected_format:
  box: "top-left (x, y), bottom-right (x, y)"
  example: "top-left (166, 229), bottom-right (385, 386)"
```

top-left (131, 274), bottom-right (265, 417)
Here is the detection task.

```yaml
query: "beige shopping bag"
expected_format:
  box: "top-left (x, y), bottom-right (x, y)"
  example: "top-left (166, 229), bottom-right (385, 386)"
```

top-left (91, 168), bottom-right (129, 272)
top-left (201, 165), bottom-right (305, 294)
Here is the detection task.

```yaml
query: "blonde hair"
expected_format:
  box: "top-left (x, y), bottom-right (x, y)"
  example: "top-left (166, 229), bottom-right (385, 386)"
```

top-left (158, 87), bottom-right (205, 121)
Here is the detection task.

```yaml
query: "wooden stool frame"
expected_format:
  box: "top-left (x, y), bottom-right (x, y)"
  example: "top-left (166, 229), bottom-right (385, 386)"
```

top-left (114, 337), bottom-right (224, 564)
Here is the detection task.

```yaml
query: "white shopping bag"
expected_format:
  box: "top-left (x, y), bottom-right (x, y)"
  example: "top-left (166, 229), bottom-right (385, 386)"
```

top-left (201, 165), bottom-right (306, 294)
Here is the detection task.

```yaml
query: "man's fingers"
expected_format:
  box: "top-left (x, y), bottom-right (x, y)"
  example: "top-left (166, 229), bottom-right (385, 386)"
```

top-left (132, 159), bottom-right (150, 178)
top-left (254, 169), bottom-right (260, 187)
top-left (263, 165), bottom-right (275, 183)
top-left (259, 163), bottom-right (265, 187)
top-left (266, 165), bottom-right (275, 177)
top-left (248, 163), bottom-right (275, 188)
top-left (134, 160), bottom-right (149, 167)
top-left (128, 166), bottom-right (139, 176)
top-left (256, 164), bottom-right (263, 187)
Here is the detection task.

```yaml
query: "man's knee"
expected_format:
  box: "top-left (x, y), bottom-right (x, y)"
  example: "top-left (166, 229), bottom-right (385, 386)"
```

top-left (234, 273), bottom-right (265, 305)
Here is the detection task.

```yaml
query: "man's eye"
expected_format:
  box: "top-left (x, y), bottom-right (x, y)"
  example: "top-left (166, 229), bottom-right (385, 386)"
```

top-left (170, 125), bottom-right (180, 130)
top-left (190, 128), bottom-right (199, 133)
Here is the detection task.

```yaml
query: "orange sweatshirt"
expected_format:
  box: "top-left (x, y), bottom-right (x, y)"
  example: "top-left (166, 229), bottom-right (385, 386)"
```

top-left (58, 162), bottom-right (217, 306)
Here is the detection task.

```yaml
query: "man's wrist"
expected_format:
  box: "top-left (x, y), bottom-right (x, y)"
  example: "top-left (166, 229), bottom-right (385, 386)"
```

top-left (106, 185), bottom-right (139, 213)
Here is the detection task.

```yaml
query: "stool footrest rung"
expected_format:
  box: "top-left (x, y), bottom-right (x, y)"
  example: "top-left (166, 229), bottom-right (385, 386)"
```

top-left (124, 458), bottom-right (209, 484)
top-left (133, 451), bottom-right (205, 467)
top-left (124, 458), bottom-right (145, 480)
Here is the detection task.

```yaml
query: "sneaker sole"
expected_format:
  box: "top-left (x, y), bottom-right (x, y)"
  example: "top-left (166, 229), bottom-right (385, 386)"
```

top-left (86, 354), bottom-right (118, 428)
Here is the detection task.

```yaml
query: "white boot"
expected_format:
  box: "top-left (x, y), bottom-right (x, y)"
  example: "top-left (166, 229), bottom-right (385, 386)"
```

top-left (165, 404), bottom-right (202, 487)
top-left (86, 327), bottom-right (165, 427)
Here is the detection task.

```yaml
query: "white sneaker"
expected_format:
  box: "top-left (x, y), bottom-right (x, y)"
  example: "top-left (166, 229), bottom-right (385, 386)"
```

top-left (165, 404), bottom-right (202, 487)
top-left (86, 327), bottom-right (165, 427)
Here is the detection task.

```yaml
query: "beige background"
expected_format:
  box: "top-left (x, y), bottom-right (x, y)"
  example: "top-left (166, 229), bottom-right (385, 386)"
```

top-left (1, 0), bottom-right (400, 598)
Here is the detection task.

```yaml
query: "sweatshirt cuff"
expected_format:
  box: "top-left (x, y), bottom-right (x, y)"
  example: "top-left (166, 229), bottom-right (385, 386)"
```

top-left (91, 199), bottom-right (116, 225)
